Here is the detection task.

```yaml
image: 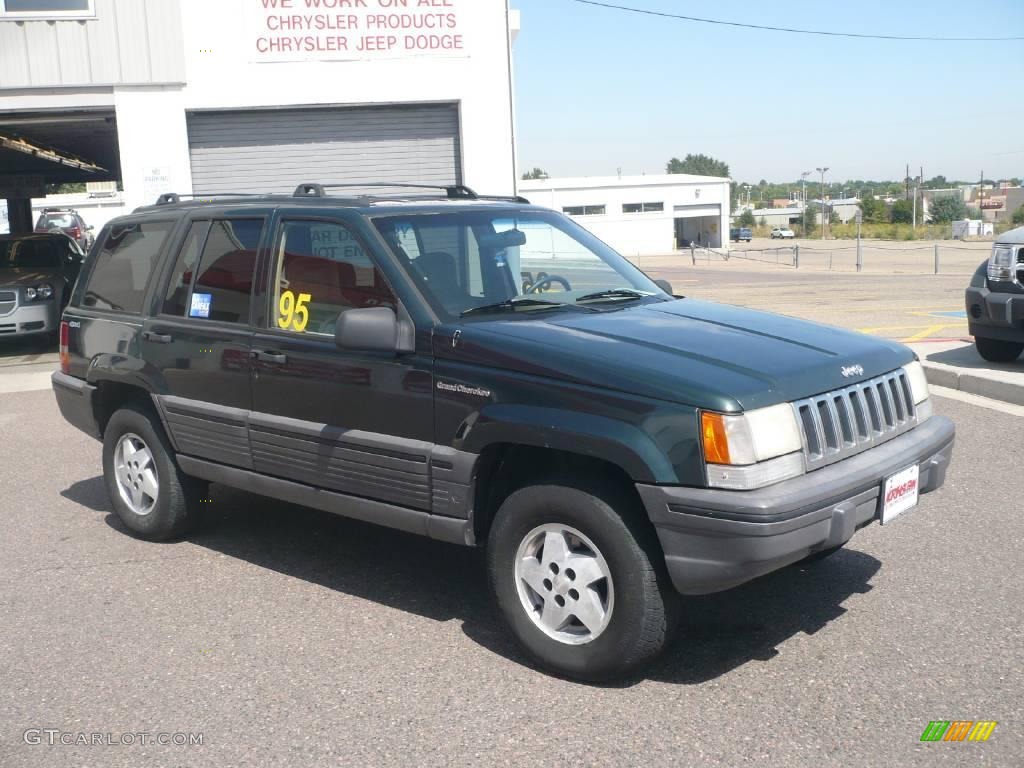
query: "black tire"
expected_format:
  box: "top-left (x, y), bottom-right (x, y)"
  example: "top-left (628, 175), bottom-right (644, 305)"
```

top-left (102, 402), bottom-right (204, 541)
top-left (974, 336), bottom-right (1023, 363)
top-left (487, 479), bottom-right (680, 681)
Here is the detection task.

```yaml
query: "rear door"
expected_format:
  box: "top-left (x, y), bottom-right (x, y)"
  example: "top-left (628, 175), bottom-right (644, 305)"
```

top-left (144, 212), bottom-right (270, 470)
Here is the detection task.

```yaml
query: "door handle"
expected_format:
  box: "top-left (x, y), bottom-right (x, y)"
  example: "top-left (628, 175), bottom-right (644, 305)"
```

top-left (251, 350), bottom-right (288, 364)
top-left (142, 331), bottom-right (173, 344)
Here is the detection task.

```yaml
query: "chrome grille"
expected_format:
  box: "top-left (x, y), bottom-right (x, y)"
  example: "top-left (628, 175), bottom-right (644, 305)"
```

top-left (1016, 247), bottom-right (1024, 285)
top-left (793, 369), bottom-right (917, 470)
top-left (0, 290), bottom-right (16, 317)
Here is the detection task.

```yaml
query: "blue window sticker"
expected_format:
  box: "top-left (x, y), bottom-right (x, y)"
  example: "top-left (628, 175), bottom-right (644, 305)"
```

top-left (189, 292), bottom-right (212, 319)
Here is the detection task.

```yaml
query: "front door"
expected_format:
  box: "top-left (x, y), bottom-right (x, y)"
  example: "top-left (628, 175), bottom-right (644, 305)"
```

top-left (144, 215), bottom-right (268, 469)
top-left (249, 214), bottom-right (435, 511)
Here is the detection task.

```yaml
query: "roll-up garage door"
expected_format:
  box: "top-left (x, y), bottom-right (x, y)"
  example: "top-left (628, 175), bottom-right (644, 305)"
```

top-left (187, 103), bottom-right (461, 195)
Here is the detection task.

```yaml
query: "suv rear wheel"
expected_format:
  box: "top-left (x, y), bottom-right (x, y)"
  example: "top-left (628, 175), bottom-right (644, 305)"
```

top-left (487, 480), bottom-right (679, 681)
top-left (102, 403), bottom-right (205, 541)
top-left (974, 336), bottom-right (1024, 363)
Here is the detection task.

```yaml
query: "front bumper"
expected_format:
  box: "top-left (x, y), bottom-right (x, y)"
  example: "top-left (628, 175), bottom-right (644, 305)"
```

top-left (637, 415), bottom-right (955, 595)
top-left (966, 284), bottom-right (1024, 342)
top-left (0, 301), bottom-right (59, 338)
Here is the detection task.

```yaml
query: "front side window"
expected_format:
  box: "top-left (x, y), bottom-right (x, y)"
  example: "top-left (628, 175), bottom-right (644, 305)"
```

top-left (1, 0), bottom-right (94, 18)
top-left (271, 220), bottom-right (396, 336)
top-left (373, 210), bottom-right (665, 321)
top-left (82, 221), bottom-right (173, 312)
top-left (186, 219), bottom-right (263, 324)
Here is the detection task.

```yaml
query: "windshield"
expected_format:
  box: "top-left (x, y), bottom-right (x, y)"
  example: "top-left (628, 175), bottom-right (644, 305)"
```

top-left (373, 209), bottom-right (666, 320)
top-left (0, 238), bottom-right (64, 269)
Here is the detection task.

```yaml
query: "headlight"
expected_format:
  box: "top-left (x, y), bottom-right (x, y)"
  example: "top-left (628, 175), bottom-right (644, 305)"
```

top-left (37, 283), bottom-right (54, 300)
top-left (24, 286), bottom-right (37, 301)
top-left (987, 245), bottom-right (1014, 282)
top-left (701, 403), bottom-right (805, 490)
top-left (903, 360), bottom-right (932, 422)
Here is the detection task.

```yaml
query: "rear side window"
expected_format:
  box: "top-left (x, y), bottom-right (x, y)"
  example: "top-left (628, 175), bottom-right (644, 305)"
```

top-left (183, 219), bottom-right (263, 324)
top-left (162, 221), bottom-right (208, 316)
top-left (82, 221), bottom-right (173, 312)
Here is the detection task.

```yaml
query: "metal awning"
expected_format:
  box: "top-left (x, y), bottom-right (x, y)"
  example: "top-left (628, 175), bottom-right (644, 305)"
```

top-left (0, 133), bottom-right (106, 174)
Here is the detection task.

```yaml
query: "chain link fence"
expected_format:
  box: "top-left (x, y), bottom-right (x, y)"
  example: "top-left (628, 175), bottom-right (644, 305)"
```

top-left (662, 240), bottom-right (992, 275)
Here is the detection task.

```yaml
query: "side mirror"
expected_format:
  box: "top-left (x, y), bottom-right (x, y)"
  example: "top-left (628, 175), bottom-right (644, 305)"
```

top-left (653, 279), bottom-right (674, 295)
top-left (335, 306), bottom-right (415, 353)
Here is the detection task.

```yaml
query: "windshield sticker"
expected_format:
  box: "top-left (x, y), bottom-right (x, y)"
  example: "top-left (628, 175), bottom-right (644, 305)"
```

top-left (189, 293), bottom-right (212, 319)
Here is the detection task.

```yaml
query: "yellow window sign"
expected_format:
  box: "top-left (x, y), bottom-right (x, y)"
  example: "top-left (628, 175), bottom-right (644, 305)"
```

top-left (278, 291), bottom-right (311, 332)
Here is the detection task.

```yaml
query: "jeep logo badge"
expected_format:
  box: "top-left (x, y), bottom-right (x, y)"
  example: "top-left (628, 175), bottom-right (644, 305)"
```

top-left (841, 364), bottom-right (865, 378)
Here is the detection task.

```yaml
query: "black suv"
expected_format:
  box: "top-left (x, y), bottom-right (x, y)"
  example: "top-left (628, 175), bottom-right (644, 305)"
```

top-left (52, 184), bottom-right (955, 680)
top-left (966, 226), bottom-right (1024, 362)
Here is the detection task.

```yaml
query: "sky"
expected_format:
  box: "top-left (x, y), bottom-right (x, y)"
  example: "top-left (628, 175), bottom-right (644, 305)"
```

top-left (510, 0), bottom-right (1024, 184)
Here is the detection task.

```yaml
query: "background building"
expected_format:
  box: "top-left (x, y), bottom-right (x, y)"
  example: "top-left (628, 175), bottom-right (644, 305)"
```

top-left (519, 174), bottom-right (731, 254)
top-left (0, 0), bottom-right (519, 233)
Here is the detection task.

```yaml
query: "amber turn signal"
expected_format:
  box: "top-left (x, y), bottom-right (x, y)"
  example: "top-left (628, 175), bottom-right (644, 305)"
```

top-left (701, 411), bottom-right (731, 465)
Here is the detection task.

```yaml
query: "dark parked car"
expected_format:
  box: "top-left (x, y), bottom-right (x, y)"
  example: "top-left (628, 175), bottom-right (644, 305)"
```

top-left (0, 233), bottom-right (84, 339)
top-left (966, 226), bottom-right (1024, 362)
top-left (35, 208), bottom-right (95, 251)
top-left (730, 226), bottom-right (752, 242)
top-left (52, 185), bottom-right (955, 680)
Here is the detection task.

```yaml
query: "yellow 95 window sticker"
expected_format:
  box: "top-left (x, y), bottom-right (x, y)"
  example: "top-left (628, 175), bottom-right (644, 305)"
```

top-left (277, 291), bottom-right (311, 332)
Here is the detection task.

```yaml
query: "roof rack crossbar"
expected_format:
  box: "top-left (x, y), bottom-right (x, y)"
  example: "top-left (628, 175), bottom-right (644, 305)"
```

top-left (292, 182), bottom-right (479, 200)
top-left (154, 192), bottom-right (261, 206)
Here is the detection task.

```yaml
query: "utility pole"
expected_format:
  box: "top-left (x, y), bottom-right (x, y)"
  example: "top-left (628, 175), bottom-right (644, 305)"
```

top-left (816, 167), bottom-right (829, 239)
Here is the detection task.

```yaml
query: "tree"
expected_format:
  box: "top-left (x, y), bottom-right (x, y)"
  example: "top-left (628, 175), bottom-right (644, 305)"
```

top-left (1012, 205), bottom-right (1024, 225)
top-left (521, 168), bottom-right (548, 180)
top-left (890, 199), bottom-right (914, 224)
top-left (758, 216), bottom-right (767, 228)
top-left (666, 154), bottom-right (730, 178)
top-left (923, 175), bottom-right (948, 189)
top-left (737, 209), bottom-right (755, 226)
top-left (799, 205), bottom-right (817, 235)
top-left (859, 196), bottom-right (888, 224)
top-left (928, 195), bottom-right (968, 223)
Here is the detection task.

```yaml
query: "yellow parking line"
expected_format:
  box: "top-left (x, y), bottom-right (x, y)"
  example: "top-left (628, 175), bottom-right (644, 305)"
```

top-left (857, 323), bottom-right (965, 333)
top-left (902, 325), bottom-right (950, 342)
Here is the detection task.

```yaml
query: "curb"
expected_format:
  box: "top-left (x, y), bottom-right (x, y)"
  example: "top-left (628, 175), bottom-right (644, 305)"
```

top-left (921, 361), bottom-right (1024, 407)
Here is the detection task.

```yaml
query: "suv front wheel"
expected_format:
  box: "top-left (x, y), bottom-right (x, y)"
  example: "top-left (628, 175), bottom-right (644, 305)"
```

top-left (102, 403), bottom-right (205, 541)
top-left (487, 480), bottom-right (679, 681)
top-left (974, 336), bottom-right (1024, 363)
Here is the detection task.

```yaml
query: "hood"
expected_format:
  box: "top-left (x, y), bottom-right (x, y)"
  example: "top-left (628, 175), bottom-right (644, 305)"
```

top-left (0, 267), bottom-right (60, 287)
top-left (440, 299), bottom-right (914, 412)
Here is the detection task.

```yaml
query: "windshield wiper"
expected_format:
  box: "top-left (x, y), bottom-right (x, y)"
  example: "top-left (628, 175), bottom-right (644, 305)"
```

top-left (460, 297), bottom-right (592, 317)
top-left (575, 288), bottom-right (653, 303)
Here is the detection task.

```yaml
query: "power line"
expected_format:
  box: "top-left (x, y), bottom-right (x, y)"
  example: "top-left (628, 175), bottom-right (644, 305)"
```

top-left (569, 0), bottom-right (1024, 42)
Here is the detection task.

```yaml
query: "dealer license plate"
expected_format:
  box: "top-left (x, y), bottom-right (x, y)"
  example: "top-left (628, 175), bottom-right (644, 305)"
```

top-left (880, 464), bottom-right (919, 524)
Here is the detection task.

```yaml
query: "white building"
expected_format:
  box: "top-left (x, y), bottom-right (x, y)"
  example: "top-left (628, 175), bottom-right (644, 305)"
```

top-left (519, 174), bottom-right (731, 255)
top-left (0, 0), bottom-right (519, 231)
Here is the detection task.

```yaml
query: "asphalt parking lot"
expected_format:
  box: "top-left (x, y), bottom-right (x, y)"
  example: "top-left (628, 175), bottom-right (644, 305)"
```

top-left (1, 384), bottom-right (1022, 766)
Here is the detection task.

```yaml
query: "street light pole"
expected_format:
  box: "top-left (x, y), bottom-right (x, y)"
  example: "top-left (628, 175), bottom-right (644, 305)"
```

top-left (816, 167), bottom-right (829, 239)
top-left (800, 171), bottom-right (810, 236)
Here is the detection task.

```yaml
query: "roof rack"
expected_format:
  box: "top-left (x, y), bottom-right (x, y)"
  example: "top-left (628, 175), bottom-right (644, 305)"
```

top-left (291, 182), bottom-right (530, 204)
top-left (154, 192), bottom-right (260, 206)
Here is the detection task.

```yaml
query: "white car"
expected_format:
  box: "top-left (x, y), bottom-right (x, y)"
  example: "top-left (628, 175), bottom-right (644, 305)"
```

top-left (771, 227), bottom-right (795, 239)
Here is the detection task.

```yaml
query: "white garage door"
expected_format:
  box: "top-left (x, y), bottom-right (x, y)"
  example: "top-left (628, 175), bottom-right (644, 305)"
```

top-left (187, 104), bottom-right (462, 195)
